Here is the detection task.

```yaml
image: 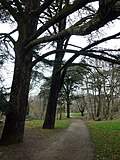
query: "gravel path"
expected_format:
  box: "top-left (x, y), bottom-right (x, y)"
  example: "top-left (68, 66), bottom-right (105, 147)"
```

top-left (0, 119), bottom-right (95, 160)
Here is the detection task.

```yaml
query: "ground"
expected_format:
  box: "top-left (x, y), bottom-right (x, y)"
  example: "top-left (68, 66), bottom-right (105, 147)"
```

top-left (0, 119), bottom-right (95, 160)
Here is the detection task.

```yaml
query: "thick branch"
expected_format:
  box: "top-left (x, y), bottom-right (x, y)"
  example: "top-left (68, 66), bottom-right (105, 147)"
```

top-left (59, 50), bottom-right (120, 75)
top-left (32, 31), bottom-right (120, 68)
top-left (28, 0), bottom-right (96, 42)
top-left (26, 1), bottom-right (120, 50)
top-left (59, 32), bottom-right (120, 69)
top-left (32, 50), bottom-right (55, 67)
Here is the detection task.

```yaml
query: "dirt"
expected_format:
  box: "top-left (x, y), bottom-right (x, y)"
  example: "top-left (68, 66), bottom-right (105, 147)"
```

top-left (0, 119), bottom-right (95, 160)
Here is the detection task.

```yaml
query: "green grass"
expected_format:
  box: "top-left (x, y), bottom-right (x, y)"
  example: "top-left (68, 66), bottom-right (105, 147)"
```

top-left (25, 119), bottom-right (71, 129)
top-left (87, 120), bottom-right (120, 160)
top-left (55, 119), bottom-right (71, 129)
top-left (25, 119), bottom-right (44, 128)
top-left (71, 112), bottom-right (81, 118)
top-left (58, 112), bottom-right (82, 119)
top-left (25, 119), bottom-right (71, 136)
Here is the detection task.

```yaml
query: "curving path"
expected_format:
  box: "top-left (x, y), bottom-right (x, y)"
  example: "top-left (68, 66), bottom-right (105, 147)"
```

top-left (0, 119), bottom-right (95, 160)
top-left (32, 119), bottom-right (95, 160)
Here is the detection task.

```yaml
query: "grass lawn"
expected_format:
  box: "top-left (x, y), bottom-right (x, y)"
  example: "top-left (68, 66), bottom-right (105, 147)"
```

top-left (25, 119), bottom-right (71, 136)
top-left (71, 112), bottom-right (81, 118)
top-left (87, 120), bottom-right (120, 160)
top-left (58, 112), bottom-right (82, 119)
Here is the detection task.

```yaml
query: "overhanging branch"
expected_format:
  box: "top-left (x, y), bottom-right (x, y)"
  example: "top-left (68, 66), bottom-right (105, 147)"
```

top-left (32, 32), bottom-right (120, 67)
top-left (26, 1), bottom-right (120, 50)
top-left (27, 0), bottom-right (96, 43)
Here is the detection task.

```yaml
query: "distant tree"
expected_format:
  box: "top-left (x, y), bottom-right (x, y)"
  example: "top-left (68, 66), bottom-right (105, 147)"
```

top-left (83, 59), bottom-right (120, 120)
top-left (62, 64), bottom-right (88, 118)
top-left (56, 90), bottom-right (66, 120)
top-left (75, 94), bottom-right (86, 116)
top-left (38, 77), bottom-right (51, 119)
top-left (84, 61), bottom-right (105, 119)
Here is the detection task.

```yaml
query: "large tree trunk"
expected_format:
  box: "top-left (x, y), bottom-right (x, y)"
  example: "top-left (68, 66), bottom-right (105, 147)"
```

top-left (42, 0), bottom-right (68, 129)
top-left (42, 71), bottom-right (61, 129)
top-left (0, 42), bottom-right (32, 145)
top-left (0, 0), bottom-right (39, 145)
top-left (42, 37), bottom-right (68, 129)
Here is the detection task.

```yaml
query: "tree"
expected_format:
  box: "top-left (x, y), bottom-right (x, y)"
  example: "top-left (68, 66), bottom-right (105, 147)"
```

top-left (43, 0), bottom-right (69, 129)
top-left (0, 0), bottom-right (120, 145)
top-left (57, 92), bottom-right (66, 120)
top-left (62, 64), bottom-right (87, 118)
top-left (83, 60), bottom-right (107, 119)
top-left (82, 59), bottom-right (120, 120)
top-left (75, 94), bottom-right (86, 117)
top-left (38, 77), bottom-right (51, 119)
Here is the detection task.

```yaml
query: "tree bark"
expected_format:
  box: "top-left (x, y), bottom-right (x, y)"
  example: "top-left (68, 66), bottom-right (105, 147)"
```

top-left (42, 0), bottom-right (68, 129)
top-left (0, 65), bottom-right (31, 145)
top-left (42, 71), bottom-right (61, 129)
top-left (42, 48), bottom-right (67, 129)
top-left (80, 109), bottom-right (84, 117)
top-left (66, 101), bottom-right (70, 118)
top-left (0, 0), bottom-right (39, 145)
top-left (0, 42), bottom-right (32, 145)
